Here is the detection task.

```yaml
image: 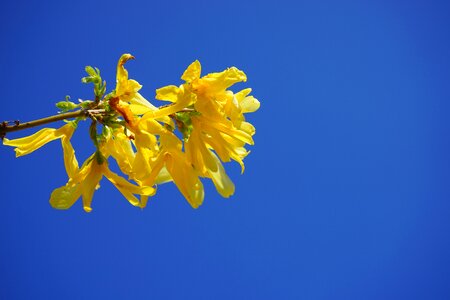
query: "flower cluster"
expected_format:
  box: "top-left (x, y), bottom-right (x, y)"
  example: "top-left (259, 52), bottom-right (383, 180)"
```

top-left (2, 54), bottom-right (260, 212)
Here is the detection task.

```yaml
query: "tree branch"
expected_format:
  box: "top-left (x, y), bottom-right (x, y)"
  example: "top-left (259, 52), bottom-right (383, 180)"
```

top-left (0, 109), bottom-right (95, 139)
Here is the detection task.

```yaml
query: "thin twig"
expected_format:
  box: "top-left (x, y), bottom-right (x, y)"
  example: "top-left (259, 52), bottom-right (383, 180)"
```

top-left (0, 109), bottom-right (104, 139)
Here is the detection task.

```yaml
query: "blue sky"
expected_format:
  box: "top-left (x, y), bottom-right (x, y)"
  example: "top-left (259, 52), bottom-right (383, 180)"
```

top-left (1, 0), bottom-right (450, 299)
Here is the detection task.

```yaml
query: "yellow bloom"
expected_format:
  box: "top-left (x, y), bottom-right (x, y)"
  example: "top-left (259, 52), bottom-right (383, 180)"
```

top-left (2, 122), bottom-right (153, 212)
top-left (185, 122), bottom-right (235, 198)
top-left (115, 54), bottom-right (157, 115)
top-left (145, 60), bottom-right (259, 198)
top-left (146, 60), bottom-right (248, 121)
top-left (3, 123), bottom-right (76, 157)
top-left (138, 119), bottom-right (204, 208)
top-left (114, 54), bottom-right (172, 125)
top-left (108, 95), bottom-right (174, 196)
top-left (50, 148), bottom-right (156, 212)
top-left (186, 60), bottom-right (247, 119)
top-left (184, 114), bottom-right (253, 173)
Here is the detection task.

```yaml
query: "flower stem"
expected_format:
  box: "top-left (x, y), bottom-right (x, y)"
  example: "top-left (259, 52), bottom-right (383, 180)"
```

top-left (0, 109), bottom-right (102, 139)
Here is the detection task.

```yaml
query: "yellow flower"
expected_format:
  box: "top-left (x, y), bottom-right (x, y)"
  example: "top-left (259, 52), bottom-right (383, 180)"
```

top-left (114, 54), bottom-right (172, 125)
top-left (185, 122), bottom-right (235, 198)
top-left (109, 96), bottom-right (161, 182)
top-left (145, 60), bottom-right (259, 198)
top-left (144, 60), bottom-right (248, 121)
top-left (50, 147), bottom-right (156, 212)
top-left (185, 60), bottom-right (247, 119)
top-left (1, 122), bottom-right (153, 212)
top-left (138, 119), bottom-right (204, 208)
top-left (3, 123), bottom-right (76, 157)
top-left (115, 54), bottom-right (157, 115)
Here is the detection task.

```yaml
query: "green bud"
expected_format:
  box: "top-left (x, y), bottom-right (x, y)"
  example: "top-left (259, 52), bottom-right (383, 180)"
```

top-left (82, 65), bottom-right (105, 99)
top-left (56, 95), bottom-right (79, 112)
top-left (56, 101), bottom-right (79, 112)
top-left (85, 66), bottom-right (97, 76)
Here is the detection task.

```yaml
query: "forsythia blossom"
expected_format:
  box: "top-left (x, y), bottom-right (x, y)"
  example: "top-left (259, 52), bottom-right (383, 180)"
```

top-left (1, 54), bottom-right (260, 212)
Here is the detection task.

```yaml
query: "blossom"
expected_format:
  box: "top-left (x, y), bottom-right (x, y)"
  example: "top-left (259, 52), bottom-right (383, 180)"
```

top-left (114, 54), bottom-right (172, 125)
top-left (185, 122), bottom-right (235, 198)
top-left (50, 139), bottom-right (156, 212)
top-left (150, 60), bottom-right (259, 196)
top-left (138, 118), bottom-right (204, 208)
top-left (108, 96), bottom-right (160, 183)
top-left (114, 54), bottom-right (156, 115)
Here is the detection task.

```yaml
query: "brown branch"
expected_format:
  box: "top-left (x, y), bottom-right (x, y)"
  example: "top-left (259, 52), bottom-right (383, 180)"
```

top-left (0, 109), bottom-right (103, 139)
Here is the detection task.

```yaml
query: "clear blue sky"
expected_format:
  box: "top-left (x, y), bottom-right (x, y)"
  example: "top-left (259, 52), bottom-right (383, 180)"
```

top-left (1, 0), bottom-right (449, 299)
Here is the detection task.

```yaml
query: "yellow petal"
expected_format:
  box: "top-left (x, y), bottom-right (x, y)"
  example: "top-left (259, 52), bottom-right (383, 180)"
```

top-left (116, 54), bottom-right (135, 86)
top-left (128, 92), bottom-right (157, 115)
top-left (235, 88), bottom-right (252, 101)
top-left (205, 121), bottom-right (254, 145)
top-left (118, 53), bottom-right (135, 66)
top-left (185, 125), bottom-right (217, 173)
top-left (181, 60), bottom-right (201, 82)
top-left (132, 150), bottom-right (152, 182)
top-left (198, 67), bottom-right (247, 92)
top-left (103, 166), bottom-right (155, 207)
top-left (240, 95), bottom-right (260, 113)
top-left (140, 195), bottom-right (150, 209)
top-left (105, 131), bottom-right (135, 176)
top-left (61, 129), bottom-right (79, 179)
top-left (193, 93), bottom-right (225, 120)
top-left (118, 78), bottom-right (142, 96)
top-left (165, 152), bottom-right (204, 208)
top-left (4, 123), bottom-right (75, 157)
top-left (204, 128), bottom-right (247, 173)
top-left (155, 85), bottom-right (180, 102)
top-left (131, 130), bottom-right (158, 181)
top-left (239, 121), bottom-right (256, 136)
top-left (159, 129), bottom-right (183, 151)
top-left (144, 152), bottom-right (166, 187)
top-left (207, 152), bottom-right (235, 198)
top-left (80, 160), bottom-right (103, 212)
top-left (49, 184), bottom-right (81, 210)
top-left (230, 147), bottom-right (248, 174)
top-left (155, 166), bottom-right (172, 184)
top-left (203, 130), bottom-right (231, 163)
top-left (142, 92), bottom-right (194, 120)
